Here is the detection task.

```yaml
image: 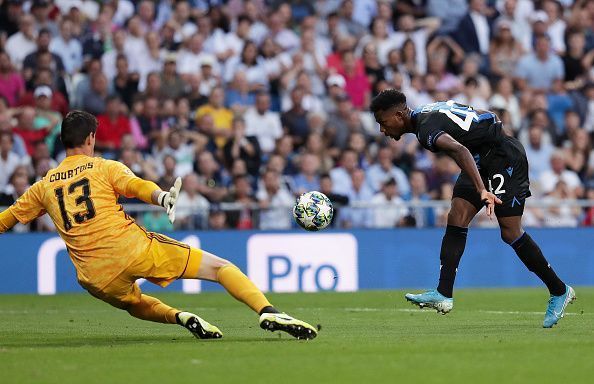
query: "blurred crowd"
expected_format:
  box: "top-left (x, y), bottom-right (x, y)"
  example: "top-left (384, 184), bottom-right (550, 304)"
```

top-left (1, 0), bottom-right (594, 232)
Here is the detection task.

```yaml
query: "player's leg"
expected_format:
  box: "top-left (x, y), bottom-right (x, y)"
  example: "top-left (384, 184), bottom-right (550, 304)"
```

top-left (498, 215), bottom-right (575, 327)
top-left (84, 272), bottom-right (222, 339)
top-left (405, 172), bottom-right (481, 313)
top-left (495, 136), bottom-right (575, 327)
top-left (182, 248), bottom-right (317, 339)
top-left (436, 197), bottom-right (480, 298)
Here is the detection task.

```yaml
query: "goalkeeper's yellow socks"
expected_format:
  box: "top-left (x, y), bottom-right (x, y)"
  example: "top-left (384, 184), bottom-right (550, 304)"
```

top-left (217, 264), bottom-right (272, 313)
top-left (127, 294), bottom-right (179, 324)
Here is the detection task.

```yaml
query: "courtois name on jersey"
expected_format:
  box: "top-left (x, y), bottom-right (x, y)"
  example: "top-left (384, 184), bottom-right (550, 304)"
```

top-left (411, 100), bottom-right (503, 154)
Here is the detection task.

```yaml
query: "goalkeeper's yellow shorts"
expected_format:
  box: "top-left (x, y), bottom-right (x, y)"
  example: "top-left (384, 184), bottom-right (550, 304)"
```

top-left (81, 233), bottom-right (202, 309)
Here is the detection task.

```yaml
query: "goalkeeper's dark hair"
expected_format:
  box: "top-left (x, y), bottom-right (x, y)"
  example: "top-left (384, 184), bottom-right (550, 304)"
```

top-left (370, 89), bottom-right (407, 113)
top-left (61, 110), bottom-right (98, 149)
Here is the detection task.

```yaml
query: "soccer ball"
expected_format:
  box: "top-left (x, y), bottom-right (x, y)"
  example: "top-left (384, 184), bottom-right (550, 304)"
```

top-left (293, 191), bottom-right (334, 231)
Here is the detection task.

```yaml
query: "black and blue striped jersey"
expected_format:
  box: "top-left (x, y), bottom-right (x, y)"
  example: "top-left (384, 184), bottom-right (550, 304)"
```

top-left (411, 100), bottom-right (503, 154)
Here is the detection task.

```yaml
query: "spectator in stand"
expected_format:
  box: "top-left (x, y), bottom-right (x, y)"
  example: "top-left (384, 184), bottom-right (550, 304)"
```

top-left (0, 0), bottom-right (23, 38)
top-left (515, 35), bottom-right (564, 92)
top-left (177, 33), bottom-right (221, 78)
top-left (0, 132), bottom-right (25, 191)
top-left (78, 72), bottom-right (109, 115)
top-left (256, 168), bottom-right (294, 230)
top-left (207, 205), bottom-right (229, 230)
top-left (244, 91), bottom-right (283, 155)
top-left (223, 174), bottom-right (257, 230)
top-left (541, 180), bottom-right (581, 227)
top-left (157, 154), bottom-right (177, 189)
top-left (101, 29), bottom-right (137, 83)
top-left (325, 93), bottom-right (354, 151)
top-left (223, 116), bottom-right (261, 177)
top-left (562, 128), bottom-right (591, 179)
top-left (0, 109), bottom-right (27, 158)
top-left (12, 106), bottom-right (51, 155)
top-left (195, 86), bottom-right (233, 149)
top-left (281, 86), bottom-right (309, 149)
top-left (95, 95), bottom-right (131, 154)
top-left (0, 51), bottom-right (25, 107)
top-left (339, 50), bottom-right (370, 109)
top-left (330, 148), bottom-right (358, 195)
top-left (225, 71), bottom-right (256, 115)
top-left (366, 146), bottom-right (410, 196)
top-left (319, 172), bottom-right (349, 227)
top-left (489, 18), bottom-right (525, 81)
top-left (137, 96), bottom-right (164, 146)
top-left (160, 53), bottom-right (185, 101)
top-left (195, 150), bottom-right (228, 202)
top-left (112, 54), bottom-right (139, 109)
top-left (340, 167), bottom-right (374, 228)
top-left (0, 172), bottom-right (31, 232)
top-left (22, 29), bottom-right (65, 86)
top-left (49, 18), bottom-right (82, 76)
top-left (224, 40), bottom-right (267, 90)
top-left (539, 150), bottom-right (583, 197)
top-left (291, 152), bottom-right (321, 196)
top-left (370, 177), bottom-right (408, 228)
top-left (175, 172), bottom-right (210, 230)
top-left (404, 170), bottom-right (436, 228)
top-left (4, 14), bottom-right (37, 70)
top-left (32, 85), bottom-right (62, 155)
top-left (489, 77), bottom-right (521, 132)
top-left (562, 29), bottom-right (594, 91)
top-left (525, 125), bottom-right (555, 184)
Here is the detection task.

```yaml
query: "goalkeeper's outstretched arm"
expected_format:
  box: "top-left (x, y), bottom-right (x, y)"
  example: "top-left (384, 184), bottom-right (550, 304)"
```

top-left (123, 176), bottom-right (182, 224)
top-left (0, 208), bottom-right (18, 234)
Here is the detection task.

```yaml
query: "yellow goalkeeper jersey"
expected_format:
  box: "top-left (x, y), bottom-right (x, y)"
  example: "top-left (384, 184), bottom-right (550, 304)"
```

top-left (10, 154), bottom-right (154, 289)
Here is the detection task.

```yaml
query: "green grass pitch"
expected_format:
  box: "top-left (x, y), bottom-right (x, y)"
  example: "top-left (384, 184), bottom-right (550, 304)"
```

top-left (1, 288), bottom-right (593, 384)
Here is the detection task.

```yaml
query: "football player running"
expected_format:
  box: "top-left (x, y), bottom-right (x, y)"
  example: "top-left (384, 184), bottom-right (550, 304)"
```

top-left (371, 89), bottom-right (575, 328)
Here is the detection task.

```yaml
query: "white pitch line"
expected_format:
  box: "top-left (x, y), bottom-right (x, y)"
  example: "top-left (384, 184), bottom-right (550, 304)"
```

top-left (396, 309), bottom-right (586, 316)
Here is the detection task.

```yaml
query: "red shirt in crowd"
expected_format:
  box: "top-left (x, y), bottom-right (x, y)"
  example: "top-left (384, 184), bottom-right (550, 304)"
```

top-left (18, 90), bottom-right (69, 117)
top-left (342, 71), bottom-right (370, 109)
top-left (96, 114), bottom-right (131, 149)
top-left (12, 127), bottom-right (51, 155)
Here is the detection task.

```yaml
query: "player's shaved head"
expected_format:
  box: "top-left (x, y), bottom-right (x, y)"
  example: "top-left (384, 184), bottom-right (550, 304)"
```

top-left (61, 110), bottom-right (98, 149)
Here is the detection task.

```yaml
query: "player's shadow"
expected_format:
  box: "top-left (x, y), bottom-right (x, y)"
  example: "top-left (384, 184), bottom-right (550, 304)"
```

top-left (2, 335), bottom-right (298, 348)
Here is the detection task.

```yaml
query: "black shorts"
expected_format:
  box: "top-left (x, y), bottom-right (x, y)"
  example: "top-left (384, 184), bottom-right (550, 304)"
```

top-left (453, 136), bottom-right (531, 217)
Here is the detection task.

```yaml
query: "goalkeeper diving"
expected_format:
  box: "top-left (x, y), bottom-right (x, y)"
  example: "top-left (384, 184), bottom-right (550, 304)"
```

top-left (0, 111), bottom-right (317, 340)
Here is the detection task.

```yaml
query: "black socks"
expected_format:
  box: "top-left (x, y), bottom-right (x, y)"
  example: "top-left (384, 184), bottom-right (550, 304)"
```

top-left (510, 232), bottom-right (566, 296)
top-left (437, 225), bottom-right (468, 298)
top-left (259, 306), bottom-right (280, 315)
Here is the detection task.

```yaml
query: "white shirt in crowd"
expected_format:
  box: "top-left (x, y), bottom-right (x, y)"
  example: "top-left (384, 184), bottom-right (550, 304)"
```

top-left (371, 193), bottom-right (409, 228)
top-left (0, 152), bottom-right (22, 192)
top-left (256, 188), bottom-right (294, 230)
top-left (244, 107), bottom-right (283, 154)
top-left (4, 32), bottom-right (37, 70)
top-left (175, 191), bottom-right (210, 224)
top-left (538, 169), bottom-right (582, 195)
top-left (470, 10), bottom-right (490, 55)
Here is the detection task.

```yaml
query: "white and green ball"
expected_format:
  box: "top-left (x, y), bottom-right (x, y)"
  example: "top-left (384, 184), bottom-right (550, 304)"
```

top-left (293, 191), bottom-right (334, 231)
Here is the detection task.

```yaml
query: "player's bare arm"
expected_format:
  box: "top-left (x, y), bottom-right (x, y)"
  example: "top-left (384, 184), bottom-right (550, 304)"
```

top-left (433, 133), bottom-right (502, 217)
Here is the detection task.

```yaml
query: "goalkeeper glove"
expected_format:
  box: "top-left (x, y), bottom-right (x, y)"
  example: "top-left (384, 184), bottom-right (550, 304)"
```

top-left (158, 177), bottom-right (182, 224)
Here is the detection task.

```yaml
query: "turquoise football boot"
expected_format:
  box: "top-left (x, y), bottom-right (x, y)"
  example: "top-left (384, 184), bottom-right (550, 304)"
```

top-left (405, 289), bottom-right (454, 314)
top-left (543, 285), bottom-right (576, 328)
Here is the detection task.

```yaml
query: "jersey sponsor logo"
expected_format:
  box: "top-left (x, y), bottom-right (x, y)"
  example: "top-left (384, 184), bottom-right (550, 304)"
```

top-left (48, 162), bottom-right (94, 182)
top-left (247, 233), bottom-right (358, 293)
